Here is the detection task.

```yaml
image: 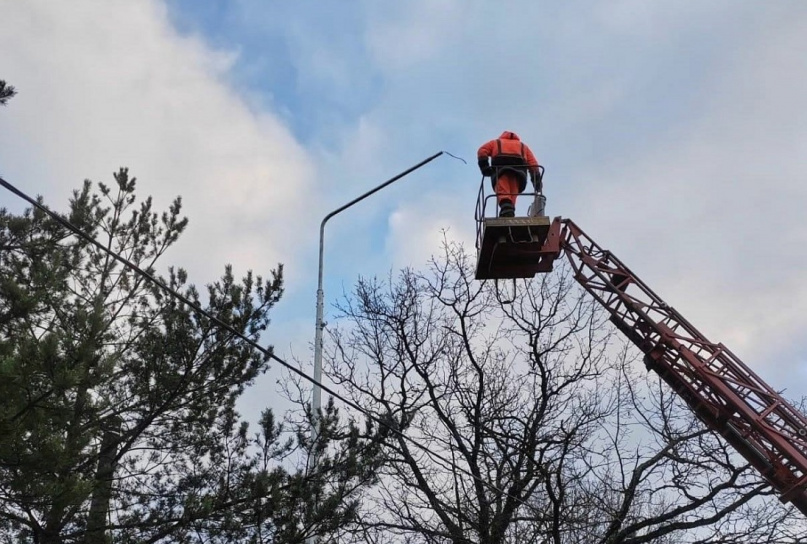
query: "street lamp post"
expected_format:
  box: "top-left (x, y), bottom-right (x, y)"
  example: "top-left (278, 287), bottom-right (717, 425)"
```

top-left (305, 151), bottom-right (444, 543)
top-left (311, 151), bottom-right (444, 448)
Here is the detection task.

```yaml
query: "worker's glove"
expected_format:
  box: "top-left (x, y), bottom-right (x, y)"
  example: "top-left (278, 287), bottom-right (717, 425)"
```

top-left (532, 176), bottom-right (543, 192)
top-left (478, 158), bottom-right (493, 177)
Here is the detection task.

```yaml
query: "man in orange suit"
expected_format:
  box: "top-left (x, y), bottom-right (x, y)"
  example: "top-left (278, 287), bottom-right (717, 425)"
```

top-left (477, 131), bottom-right (540, 217)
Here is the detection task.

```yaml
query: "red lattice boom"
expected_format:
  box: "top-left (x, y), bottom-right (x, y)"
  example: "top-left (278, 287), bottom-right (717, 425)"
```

top-left (560, 219), bottom-right (807, 514)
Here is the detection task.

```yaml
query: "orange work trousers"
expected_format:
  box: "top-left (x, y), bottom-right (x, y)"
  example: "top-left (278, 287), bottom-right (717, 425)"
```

top-left (495, 172), bottom-right (522, 206)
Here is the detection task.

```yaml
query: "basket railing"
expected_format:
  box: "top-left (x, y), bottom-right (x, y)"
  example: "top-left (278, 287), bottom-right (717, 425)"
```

top-left (474, 165), bottom-right (546, 251)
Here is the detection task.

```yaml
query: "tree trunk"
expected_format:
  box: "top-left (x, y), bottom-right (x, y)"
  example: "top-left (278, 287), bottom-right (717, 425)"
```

top-left (84, 417), bottom-right (121, 544)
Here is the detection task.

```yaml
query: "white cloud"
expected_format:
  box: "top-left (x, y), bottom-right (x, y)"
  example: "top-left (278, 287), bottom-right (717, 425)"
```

top-left (0, 0), bottom-right (314, 287)
top-left (572, 11), bottom-right (807, 373)
top-left (365, 0), bottom-right (466, 71)
top-left (330, 2), bottom-right (807, 392)
top-left (385, 192), bottom-right (475, 271)
top-left (4, 0), bottom-right (807, 412)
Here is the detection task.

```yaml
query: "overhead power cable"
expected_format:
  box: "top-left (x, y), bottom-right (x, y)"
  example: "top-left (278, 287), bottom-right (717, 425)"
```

top-left (0, 171), bottom-right (544, 531)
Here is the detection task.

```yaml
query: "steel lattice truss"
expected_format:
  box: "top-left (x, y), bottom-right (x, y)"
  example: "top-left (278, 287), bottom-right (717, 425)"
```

top-left (559, 218), bottom-right (807, 515)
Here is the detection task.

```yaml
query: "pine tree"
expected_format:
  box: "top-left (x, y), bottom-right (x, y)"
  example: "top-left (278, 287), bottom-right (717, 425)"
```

top-left (0, 169), bottom-right (379, 543)
top-left (0, 80), bottom-right (16, 105)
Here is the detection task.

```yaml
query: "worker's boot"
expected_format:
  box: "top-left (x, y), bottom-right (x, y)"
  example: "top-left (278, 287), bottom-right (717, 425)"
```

top-left (498, 200), bottom-right (515, 217)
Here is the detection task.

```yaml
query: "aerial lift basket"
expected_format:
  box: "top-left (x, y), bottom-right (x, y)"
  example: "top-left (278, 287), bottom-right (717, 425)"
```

top-left (474, 166), bottom-right (561, 280)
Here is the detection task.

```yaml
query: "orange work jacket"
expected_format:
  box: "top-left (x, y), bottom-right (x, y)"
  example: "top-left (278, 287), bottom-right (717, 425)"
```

top-left (477, 131), bottom-right (539, 173)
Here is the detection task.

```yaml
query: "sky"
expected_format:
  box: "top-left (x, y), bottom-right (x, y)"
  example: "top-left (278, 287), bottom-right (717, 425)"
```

top-left (2, 0), bottom-right (807, 421)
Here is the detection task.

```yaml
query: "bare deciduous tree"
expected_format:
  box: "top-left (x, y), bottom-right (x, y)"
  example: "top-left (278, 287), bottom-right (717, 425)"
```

top-left (324, 241), bottom-right (806, 544)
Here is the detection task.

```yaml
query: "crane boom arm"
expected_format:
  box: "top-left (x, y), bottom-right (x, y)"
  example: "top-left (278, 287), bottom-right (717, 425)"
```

top-left (556, 218), bottom-right (807, 514)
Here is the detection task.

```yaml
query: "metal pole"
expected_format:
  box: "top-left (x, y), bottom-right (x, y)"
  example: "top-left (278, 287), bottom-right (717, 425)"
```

top-left (308, 151), bottom-right (443, 540)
